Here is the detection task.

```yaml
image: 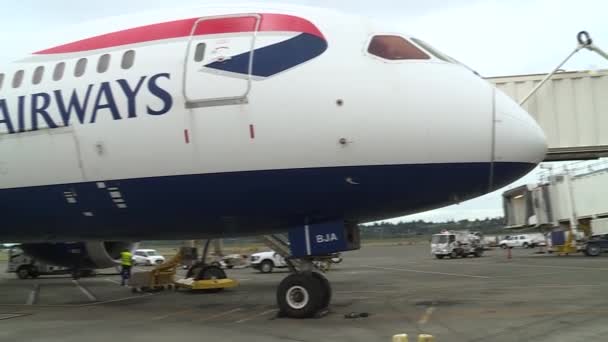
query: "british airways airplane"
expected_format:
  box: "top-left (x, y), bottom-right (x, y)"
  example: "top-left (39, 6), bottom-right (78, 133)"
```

top-left (0, 3), bottom-right (546, 317)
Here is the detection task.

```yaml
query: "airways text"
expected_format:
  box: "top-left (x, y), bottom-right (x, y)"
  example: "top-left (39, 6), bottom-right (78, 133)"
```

top-left (0, 72), bottom-right (173, 134)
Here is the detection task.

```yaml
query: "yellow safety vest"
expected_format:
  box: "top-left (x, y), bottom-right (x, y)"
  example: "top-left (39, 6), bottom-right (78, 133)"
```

top-left (120, 251), bottom-right (132, 266)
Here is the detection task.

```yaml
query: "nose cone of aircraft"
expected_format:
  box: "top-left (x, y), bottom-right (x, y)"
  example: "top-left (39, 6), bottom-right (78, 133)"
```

top-left (492, 89), bottom-right (547, 185)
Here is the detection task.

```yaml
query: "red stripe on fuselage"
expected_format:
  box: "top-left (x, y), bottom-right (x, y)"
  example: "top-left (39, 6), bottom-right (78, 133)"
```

top-left (35, 14), bottom-right (324, 55)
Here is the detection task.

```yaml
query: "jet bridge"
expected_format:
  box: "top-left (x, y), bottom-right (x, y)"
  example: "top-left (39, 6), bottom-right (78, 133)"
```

top-left (486, 31), bottom-right (608, 162)
top-left (503, 160), bottom-right (608, 233)
top-left (487, 70), bottom-right (608, 161)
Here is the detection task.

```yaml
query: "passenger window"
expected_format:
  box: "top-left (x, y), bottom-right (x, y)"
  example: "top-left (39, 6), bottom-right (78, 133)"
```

top-left (32, 66), bottom-right (44, 85)
top-left (53, 62), bottom-right (66, 81)
top-left (194, 43), bottom-right (206, 62)
top-left (368, 35), bottom-right (430, 60)
top-left (97, 54), bottom-right (111, 73)
top-left (74, 58), bottom-right (87, 77)
top-left (121, 50), bottom-right (135, 69)
top-left (0, 73), bottom-right (4, 91)
top-left (12, 70), bottom-right (24, 88)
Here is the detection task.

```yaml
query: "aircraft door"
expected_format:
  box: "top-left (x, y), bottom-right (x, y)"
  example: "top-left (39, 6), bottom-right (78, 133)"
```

top-left (183, 14), bottom-right (261, 108)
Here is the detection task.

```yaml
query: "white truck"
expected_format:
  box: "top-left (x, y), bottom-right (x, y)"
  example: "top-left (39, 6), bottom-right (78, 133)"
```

top-left (499, 234), bottom-right (547, 249)
top-left (5, 247), bottom-right (89, 279)
top-left (250, 251), bottom-right (288, 273)
top-left (431, 230), bottom-right (484, 259)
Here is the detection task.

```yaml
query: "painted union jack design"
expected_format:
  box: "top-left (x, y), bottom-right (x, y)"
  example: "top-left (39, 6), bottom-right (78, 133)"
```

top-left (35, 14), bottom-right (328, 78)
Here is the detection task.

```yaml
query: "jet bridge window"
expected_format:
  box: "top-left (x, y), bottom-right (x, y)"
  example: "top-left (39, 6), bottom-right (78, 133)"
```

top-left (12, 70), bottom-right (24, 88)
top-left (32, 66), bottom-right (44, 85)
top-left (368, 35), bottom-right (430, 60)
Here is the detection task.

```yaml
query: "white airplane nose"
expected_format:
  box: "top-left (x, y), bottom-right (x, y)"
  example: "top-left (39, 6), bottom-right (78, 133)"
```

top-left (493, 89), bottom-right (548, 165)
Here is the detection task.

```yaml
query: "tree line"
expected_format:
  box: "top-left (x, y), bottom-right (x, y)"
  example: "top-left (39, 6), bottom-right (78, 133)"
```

top-left (360, 217), bottom-right (505, 239)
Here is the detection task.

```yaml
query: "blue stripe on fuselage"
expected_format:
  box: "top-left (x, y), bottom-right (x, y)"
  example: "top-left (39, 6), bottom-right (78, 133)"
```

top-left (205, 33), bottom-right (328, 78)
top-left (0, 162), bottom-right (535, 242)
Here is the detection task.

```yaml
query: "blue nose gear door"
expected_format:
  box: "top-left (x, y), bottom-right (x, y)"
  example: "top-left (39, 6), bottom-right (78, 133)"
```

top-left (183, 14), bottom-right (261, 108)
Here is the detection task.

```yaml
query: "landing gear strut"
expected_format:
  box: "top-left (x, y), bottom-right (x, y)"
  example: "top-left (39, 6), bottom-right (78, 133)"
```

top-left (276, 259), bottom-right (332, 318)
top-left (185, 240), bottom-right (228, 292)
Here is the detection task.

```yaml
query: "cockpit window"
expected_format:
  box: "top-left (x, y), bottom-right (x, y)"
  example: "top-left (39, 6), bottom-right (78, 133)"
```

top-left (368, 35), bottom-right (430, 60)
top-left (410, 38), bottom-right (454, 63)
top-left (411, 37), bottom-right (480, 75)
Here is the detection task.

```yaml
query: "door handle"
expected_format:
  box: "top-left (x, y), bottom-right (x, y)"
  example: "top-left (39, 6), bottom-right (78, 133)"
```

top-left (213, 55), bottom-right (232, 63)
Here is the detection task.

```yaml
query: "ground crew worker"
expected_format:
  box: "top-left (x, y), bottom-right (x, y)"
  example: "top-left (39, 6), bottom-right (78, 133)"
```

top-left (120, 249), bottom-right (133, 286)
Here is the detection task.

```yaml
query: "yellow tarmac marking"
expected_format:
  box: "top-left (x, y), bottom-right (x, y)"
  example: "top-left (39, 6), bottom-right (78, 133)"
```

top-left (363, 265), bottom-right (491, 279)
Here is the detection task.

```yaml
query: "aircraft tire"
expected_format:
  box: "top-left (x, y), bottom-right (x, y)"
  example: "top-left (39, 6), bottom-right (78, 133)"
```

top-left (277, 273), bottom-right (323, 318)
top-left (311, 272), bottom-right (331, 310)
top-left (197, 265), bottom-right (227, 280)
top-left (186, 262), bottom-right (206, 279)
top-left (197, 265), bottom-right (227, 293)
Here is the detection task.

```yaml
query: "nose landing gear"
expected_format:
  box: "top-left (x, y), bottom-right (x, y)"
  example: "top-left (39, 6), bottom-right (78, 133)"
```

top-left (270, 220), bottom-right (360, 318)
top-left (276, 260), bottom-right (332, 318)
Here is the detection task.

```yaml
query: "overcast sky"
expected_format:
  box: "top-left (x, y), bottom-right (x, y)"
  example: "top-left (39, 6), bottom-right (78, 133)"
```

top-left (1, 1), bottom-right (606, 222)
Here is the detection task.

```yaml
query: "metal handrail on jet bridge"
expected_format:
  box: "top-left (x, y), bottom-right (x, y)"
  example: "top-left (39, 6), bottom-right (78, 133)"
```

top-left (519, 31), bottom-right (608, 106)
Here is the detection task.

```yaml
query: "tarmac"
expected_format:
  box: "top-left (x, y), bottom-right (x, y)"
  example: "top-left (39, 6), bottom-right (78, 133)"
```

top-left (1, 244), bottom-right (608, 342)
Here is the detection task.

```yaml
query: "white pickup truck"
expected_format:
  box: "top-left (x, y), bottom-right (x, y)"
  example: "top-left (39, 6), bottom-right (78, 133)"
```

top-left (250, 251), bottom-right (287, 273)
top-left (499, 234), bottom-right (547, 249)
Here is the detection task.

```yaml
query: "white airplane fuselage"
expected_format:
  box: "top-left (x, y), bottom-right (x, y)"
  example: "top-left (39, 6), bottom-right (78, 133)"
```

top-left (0, 4), bottom-right (547, 242)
